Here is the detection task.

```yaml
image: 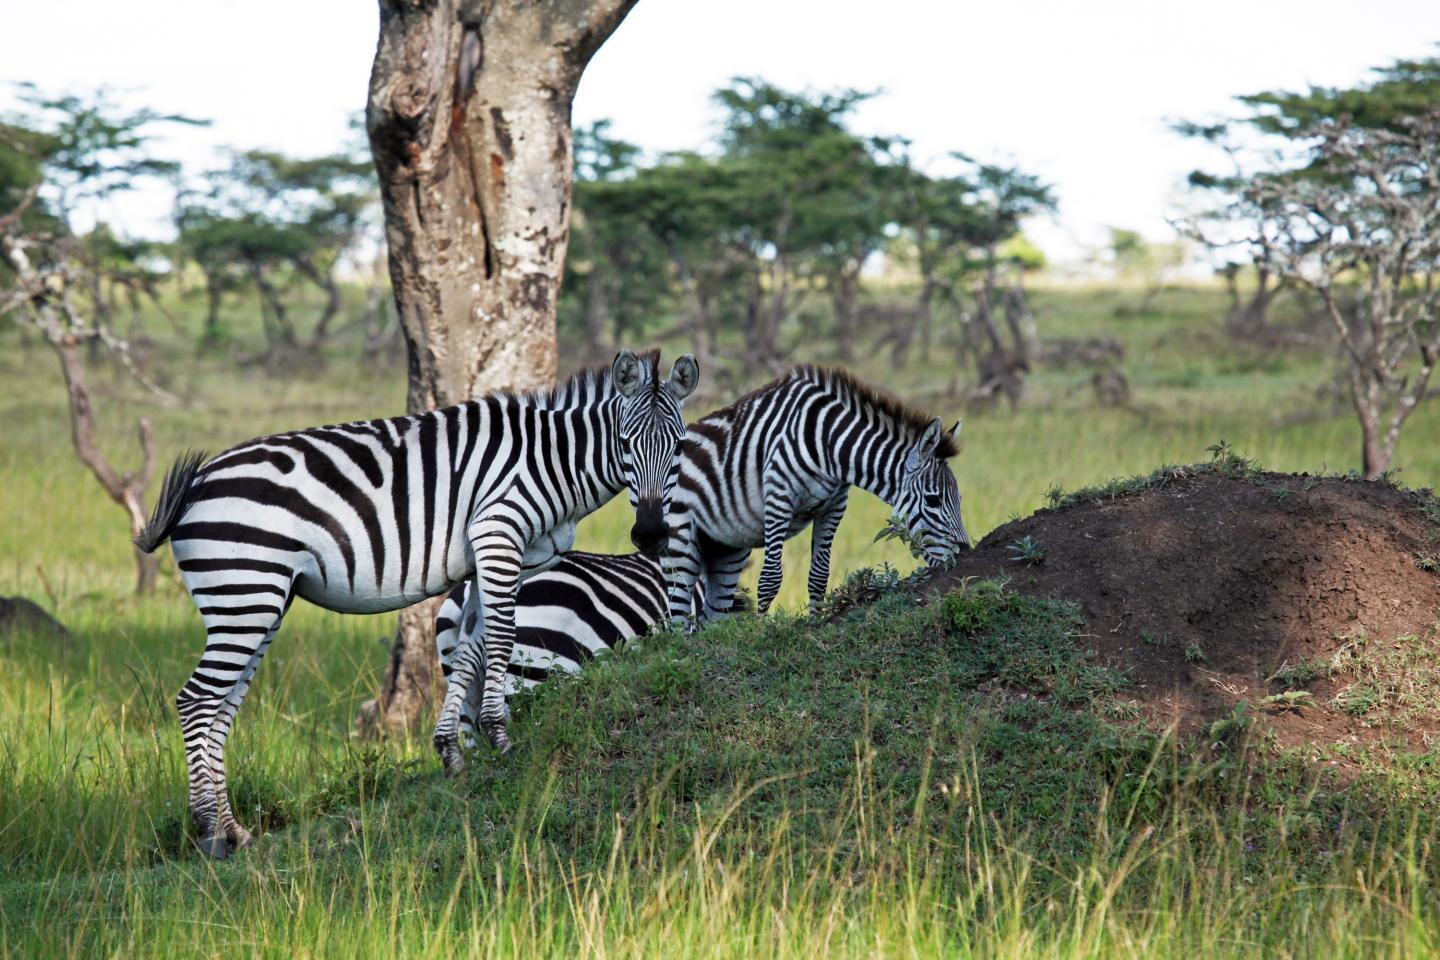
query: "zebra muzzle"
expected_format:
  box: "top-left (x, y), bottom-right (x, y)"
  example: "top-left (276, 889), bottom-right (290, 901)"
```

top-left (630, 499), bottom-right (668, 557)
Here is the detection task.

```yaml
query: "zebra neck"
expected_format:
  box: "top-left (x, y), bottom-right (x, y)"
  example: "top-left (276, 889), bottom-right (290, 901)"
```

top-left (536, 401), bottom-right (627, 519)
top-left (830, 418), bottom-right (906, 505)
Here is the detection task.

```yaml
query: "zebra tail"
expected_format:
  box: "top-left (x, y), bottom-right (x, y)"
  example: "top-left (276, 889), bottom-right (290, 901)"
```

top-left (133, 450), bottom-right (209, 553)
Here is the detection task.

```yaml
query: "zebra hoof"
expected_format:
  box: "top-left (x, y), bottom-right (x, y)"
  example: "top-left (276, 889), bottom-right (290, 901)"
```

top-left (197, 832), bottom-right (229, 860)
top-left (482, 726), bottom-right (513, 756)
top-left (442, 750), bottom-right (467, 779)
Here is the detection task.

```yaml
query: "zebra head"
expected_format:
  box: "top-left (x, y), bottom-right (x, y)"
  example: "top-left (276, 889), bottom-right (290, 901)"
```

top-left (612, 349), bottom-right (700, 557)
top-left (895, 418), bottom-right (969, 566)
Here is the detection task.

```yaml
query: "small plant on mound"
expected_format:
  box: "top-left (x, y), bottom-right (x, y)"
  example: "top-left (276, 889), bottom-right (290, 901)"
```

top-left (872, 513), bottom-right (964, 569)
top-left (1267, 658), bottom-right (1330, 689)
top-left (819, 563), bottom-right (904, 619)
top-left (1006, 534), bottom-right (1045, 566)
top-left (1260, 690), bottom-right (1315, 714)
top-left (1208, 701), bottom-right (1253, 745)
top-left (1204, 439), bottom-right (1257, 477)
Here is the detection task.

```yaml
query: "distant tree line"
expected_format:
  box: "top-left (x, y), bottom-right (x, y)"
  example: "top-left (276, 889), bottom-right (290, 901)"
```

top-left (0, 77), bottom-right (1054, 593)
top-left (559, 78), bottom-right (1054, 399)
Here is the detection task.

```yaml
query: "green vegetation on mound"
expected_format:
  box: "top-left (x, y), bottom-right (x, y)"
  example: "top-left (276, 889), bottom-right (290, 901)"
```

top-left (5, 574), bottom-right (1440, 956)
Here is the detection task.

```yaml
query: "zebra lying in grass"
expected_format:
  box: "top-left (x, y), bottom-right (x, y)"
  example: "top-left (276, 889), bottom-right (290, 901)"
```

top-left (435, 550), bottom-right (749, 745)
top-left (667, 365), bottom-right (969, 628)
top-left (436, 551), bottom-right (667, 743)
top-left (134, 349), bottom-right (698, 858)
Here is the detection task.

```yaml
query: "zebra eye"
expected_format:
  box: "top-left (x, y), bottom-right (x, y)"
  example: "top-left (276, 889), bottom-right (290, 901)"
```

top-left (924, 493), bottom-right (943, 508)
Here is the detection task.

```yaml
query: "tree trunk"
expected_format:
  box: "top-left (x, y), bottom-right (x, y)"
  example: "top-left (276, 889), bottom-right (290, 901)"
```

top-left (581, 264), bottom-right (609, 364)
top-left (202, 271), bottom-right (224, 345)
top-left (361, 0), bottom-right (637, 735)
top-left (1242, 266), bottom-right (1274, 333)
top-left (669, 245), bottom-right (713, 371)
top-left (829, 265), bottom-right (859, 364)
top-left (247, 259), bottom-right (298, 353)
top-left (1, 234), bottom-right (160, 595)
top-left (298, 257), bottom-right (344, 348)
top-left (1350, 366), bottom-right (1387, 480)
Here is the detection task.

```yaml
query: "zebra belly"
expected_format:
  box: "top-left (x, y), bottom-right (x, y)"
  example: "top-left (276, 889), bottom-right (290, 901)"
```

top-left (698, 493), bottom-right (833, 551)
top-left (699, 511), bottom-right (764, 551)
top-left (172, 506), bottom-right (473, 615)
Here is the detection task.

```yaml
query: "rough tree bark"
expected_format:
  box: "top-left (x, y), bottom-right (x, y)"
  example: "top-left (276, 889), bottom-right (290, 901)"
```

top-left (359, 0), bottom-right (638, 735)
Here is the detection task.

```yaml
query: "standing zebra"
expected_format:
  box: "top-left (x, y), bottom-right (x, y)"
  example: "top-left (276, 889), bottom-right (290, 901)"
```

top-left (134, 349), bottom-right (698, 858)
top-left (668, 364), bottom-right (968, 627)
top-left (435, 551), bottom-right (669, 745)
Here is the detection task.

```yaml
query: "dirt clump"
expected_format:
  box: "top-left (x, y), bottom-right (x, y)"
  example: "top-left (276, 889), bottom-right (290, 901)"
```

top-left (934, 469), bottom-right (1440, 757)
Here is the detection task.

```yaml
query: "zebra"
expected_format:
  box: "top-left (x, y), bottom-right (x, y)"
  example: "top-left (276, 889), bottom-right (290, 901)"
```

top-left (434, 550), bottom-right (746, 745)
top-left (667, 364), bottom-right (969, 628)
top-left (133, 349), bottom-right (699, 859)
top-left (435, 550), bottom-right (667, 745)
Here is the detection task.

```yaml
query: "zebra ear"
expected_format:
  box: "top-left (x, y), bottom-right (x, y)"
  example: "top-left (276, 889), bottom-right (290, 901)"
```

top-left (949, 419), bottom-right (962, 442)
top-left (666, 354), bottom-right (700, 401)
top-left (906, 418), bottom-right (944, 473)
top-left (612, 349), bottom-right (645, 399)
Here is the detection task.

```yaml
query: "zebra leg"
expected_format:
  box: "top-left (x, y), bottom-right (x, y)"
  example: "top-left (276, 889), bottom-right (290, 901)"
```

top-left (756, 486), bottom-right (795, 615)
top-left (435, 581), bottom-right (483, 751)
top-left (175, 587), bottom-right (290, 859)
top-left (665, 511), bottom-right (703, 633)
top-left (701, 546), bottom-right (750, 623)
top-left (206, 629), bottom-right (278, 851)
top-left (806, 489), bottom-right (849, 616)
top-left (434, 520), bottom-right (524, 769)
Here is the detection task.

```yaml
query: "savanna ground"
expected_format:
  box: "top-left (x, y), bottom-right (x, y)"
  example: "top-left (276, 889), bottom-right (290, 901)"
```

top-left (3, 284), bottom-right (1440, 957)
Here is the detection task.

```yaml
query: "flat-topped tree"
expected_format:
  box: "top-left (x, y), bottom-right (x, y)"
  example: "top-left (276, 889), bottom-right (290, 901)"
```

top-left (364, 0), bottom-right (638, 732)
top-left (174, 148), bottom-right (374, 356)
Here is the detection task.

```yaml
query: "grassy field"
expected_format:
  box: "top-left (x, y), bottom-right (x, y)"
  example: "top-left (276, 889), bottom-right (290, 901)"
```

top-left (2, 284), bottom-right (1440, 956)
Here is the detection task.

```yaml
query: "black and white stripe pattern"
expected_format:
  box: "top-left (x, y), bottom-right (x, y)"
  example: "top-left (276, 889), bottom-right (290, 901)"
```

top-left (667, 365), bottom-right (968, 627)
top-left (135, 349), bottom-right (698, 858)
top-left (435, 550), bottom-right (671, 745)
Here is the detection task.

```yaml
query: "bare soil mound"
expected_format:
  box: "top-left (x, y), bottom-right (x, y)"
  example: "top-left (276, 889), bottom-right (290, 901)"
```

top-left (935, 467), bottom-right (1440, 758)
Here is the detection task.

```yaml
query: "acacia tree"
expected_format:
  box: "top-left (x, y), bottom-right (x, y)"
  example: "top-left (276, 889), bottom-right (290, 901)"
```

top-left (175, 149), bottom-right (373, 357)
top-left (710, 79), bottom-right (877, 375)
top-left (1248, 116), bottom-right (1440, 478)
top-left (363, 0), bottom-right (637, 732)
top-left (890, 156), bottom-right (982, 365)
top-left (563, 121), bottom-right (669, 364)
top-left (1183, 56), bottom-right (1440, 478)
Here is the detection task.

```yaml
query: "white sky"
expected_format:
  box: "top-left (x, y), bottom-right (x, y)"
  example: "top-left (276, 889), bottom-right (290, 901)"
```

top-left (2, 0), bottom-right (1437, 263)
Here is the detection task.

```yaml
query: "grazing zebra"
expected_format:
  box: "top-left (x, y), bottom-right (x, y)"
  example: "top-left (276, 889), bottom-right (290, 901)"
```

top-left (133, 349), bottom-right (698, 858)
top-left (667, 365), bottom-right (969, 627)
top-left (435, 551), bottom-right (667, 745)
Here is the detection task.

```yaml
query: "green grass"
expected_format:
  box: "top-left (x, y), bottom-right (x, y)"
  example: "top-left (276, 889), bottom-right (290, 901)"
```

top-left (5, 284), bottom-right (1440, 956)
top-left (5, 577), bottom-right (1440, 956)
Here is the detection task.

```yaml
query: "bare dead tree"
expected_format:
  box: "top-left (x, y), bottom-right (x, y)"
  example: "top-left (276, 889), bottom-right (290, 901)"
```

top-left (360, 0), bottom-right (638, 734)
top-left (1, 201), bottom-right (176, 593)
top-left (1247, 115), bottom-right (1440, 478)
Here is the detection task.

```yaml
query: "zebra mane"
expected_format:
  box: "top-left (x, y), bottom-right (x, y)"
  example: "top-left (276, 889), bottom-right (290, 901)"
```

top-left (788, 365), bottom-right (961, 459)
top-left (508, 348), bottom-right (663, 410)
